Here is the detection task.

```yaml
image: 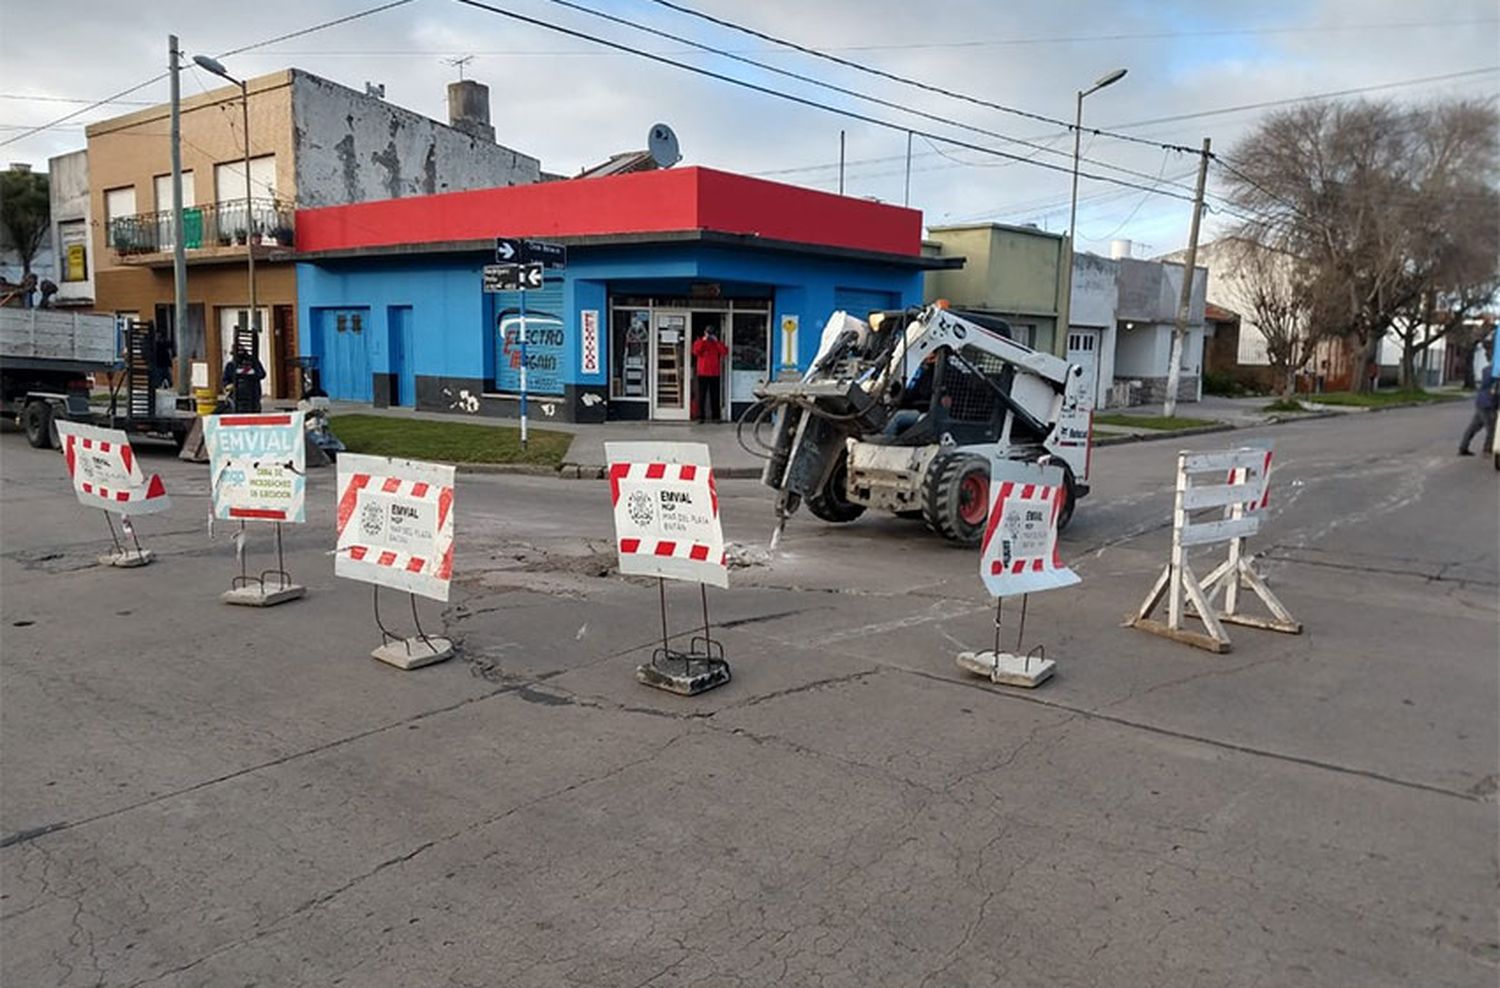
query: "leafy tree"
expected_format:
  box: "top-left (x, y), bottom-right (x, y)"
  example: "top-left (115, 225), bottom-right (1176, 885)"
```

top-left (1222, 98), bottom-right (1498, 391)
top-left (0, 167), bottom-right (50, 278)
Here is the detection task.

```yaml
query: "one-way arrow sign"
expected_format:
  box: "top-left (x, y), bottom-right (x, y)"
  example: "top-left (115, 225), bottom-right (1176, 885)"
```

top-left (483, 262), bottom-right (545, 293)
top-left (495, 237), bottom-right (567, 269)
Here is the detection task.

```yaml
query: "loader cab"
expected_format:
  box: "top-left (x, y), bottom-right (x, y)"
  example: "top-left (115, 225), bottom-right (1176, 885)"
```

top-left (880, 339), bottom-right (1049, 449)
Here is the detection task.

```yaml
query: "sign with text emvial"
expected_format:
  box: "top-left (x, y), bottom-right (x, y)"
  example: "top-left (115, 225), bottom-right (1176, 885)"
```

top-left (203, 413), bottom-right (306, 523)
top-left (56, 420), bottom-right (170, 516)
top-left (978, 458), bottom-right (1079, 598)
top-left (606, 442), bottom-right (727, 589)
top-left (335, 453), bottom-right (455, 602)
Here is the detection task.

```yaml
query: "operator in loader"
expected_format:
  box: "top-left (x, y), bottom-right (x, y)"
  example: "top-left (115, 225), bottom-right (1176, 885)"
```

top-left (885, 352), bottom-right (936, 439)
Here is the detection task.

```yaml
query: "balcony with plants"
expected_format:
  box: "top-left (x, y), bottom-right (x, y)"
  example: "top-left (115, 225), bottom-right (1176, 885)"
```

top-left (108, 198), bottom-right (295, 263)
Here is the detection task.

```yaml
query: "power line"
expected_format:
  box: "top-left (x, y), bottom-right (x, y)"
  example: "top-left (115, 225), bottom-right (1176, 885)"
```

top-left (641, 0), bottom-right (1200, 155)
top-left (0, 93), bottom-right (155, 107)
top-left (0, 0), bottom-right (418, 148)
top-left (453, 0), bottom-right (1199, 207)
top-left (532, 0), bottom-right (1199, 195)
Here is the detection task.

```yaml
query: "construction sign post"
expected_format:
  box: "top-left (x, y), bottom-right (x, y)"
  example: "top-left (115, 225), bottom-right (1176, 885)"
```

top-left (204, 412), bottom-right (308, 606)
top-left (957, 458), bottom-right (1079, 687)
top-left (606, 441), bottom-right (731, 695)
top-left (56, 420), bottom-right (170, 567)
top-left (335, 453), bottom-right (456, 670)
top-left (1130, 443), bottom-right (1300, 653)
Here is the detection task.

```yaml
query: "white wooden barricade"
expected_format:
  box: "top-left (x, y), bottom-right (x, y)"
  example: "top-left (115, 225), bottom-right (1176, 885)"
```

top-left (1130, 444), bottom-right (1300, 653)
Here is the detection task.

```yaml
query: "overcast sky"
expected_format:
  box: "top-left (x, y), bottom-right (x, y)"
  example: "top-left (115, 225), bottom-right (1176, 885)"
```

top-left (2, 0), bottom-right (1496, 255)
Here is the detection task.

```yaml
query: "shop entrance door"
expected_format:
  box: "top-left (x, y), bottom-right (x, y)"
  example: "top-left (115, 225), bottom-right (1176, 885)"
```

top-left (651, 310), bottom-right (690, 420)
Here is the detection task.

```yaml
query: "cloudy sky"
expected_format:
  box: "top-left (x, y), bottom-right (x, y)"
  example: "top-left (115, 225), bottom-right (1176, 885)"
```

top-left (2, 0), bottom-right (1495, 255)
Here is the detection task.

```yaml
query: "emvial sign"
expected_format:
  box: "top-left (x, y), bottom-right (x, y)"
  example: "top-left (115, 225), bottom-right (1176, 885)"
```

top-left (335, 453), bottom-right (456, 601)
top-left (606, 442), bottom-right (727, 589)
top-left (203, 413), bottom-right (306, 523)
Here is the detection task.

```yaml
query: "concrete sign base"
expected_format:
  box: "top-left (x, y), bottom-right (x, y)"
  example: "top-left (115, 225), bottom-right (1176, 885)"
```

top-left (372, 637), bottom-right (454, 671)
top-left (956, 649), bottom-right (1056, 688)
top-left (221, 584), bottom-right (306, 608)
top-left (100, 549), bottom-right (153, 568)
top-left (636, 654), bottom-right (731, 696)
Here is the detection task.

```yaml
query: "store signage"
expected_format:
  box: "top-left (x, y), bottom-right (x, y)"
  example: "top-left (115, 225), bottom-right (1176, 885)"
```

top-left (55, 421), bottom-right (171, 516)
top-left (203, 412), bottom-right (306, 523)
top-left (580, 309), bottom-right (600, 375)
top-left (484, 262), bottom-right (543, 293)
top-left (335, 453), bottom-right (456, 602)
top-left (606, 442), bottom-right (727, 589)
top-left (497, 309), bottom-right (565, 395)
top-left (495, 237), bottom-right (567, 268)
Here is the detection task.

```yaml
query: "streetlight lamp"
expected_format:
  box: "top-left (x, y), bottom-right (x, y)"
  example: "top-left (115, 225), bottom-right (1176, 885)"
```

top-left (194, 53), bottom-right (258, 405)
top-left (1067, 68), bottom-right (1128, 248)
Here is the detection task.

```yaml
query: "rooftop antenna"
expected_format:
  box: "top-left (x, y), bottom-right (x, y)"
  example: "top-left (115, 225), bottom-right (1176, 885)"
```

top-left (445, 55), bottom-right (474, 81)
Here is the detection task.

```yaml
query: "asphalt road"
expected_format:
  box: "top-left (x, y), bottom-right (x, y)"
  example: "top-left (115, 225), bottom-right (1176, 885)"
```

top-left (1, 403), bottom-right (1495, 987)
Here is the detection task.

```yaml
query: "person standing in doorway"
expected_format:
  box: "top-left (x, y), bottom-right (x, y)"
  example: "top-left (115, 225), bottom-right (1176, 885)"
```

top-left (692, 326), bottom-right (729, 424)
top-left (1458, 341), bottom-right (1497, 456)
top-left (223, 344), bottom-right (267, 413)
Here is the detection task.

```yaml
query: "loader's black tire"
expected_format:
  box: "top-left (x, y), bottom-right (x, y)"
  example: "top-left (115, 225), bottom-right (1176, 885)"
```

top-left (805, 453), bottom-right (865, 524)
top-left (1056, 464), bottom-right (1077, 532)
top-left (23, 401), bottom-right (56, 449)
top-left (923, 452), bottom-right (990, 546)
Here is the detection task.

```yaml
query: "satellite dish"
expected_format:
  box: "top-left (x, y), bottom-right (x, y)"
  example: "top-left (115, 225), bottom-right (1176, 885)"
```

top-left (647, 123), bottom-right (681, 169)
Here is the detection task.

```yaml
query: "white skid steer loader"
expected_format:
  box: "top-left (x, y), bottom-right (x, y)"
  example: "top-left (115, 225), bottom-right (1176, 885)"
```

top-left (745, 304), bottom-right (1093, 546)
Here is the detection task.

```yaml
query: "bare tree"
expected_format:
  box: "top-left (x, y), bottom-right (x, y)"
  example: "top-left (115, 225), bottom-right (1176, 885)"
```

top-left (1222, 98), bottom-right (1499, 391)
top-left (1225, 238), bottom-right (1320, 392)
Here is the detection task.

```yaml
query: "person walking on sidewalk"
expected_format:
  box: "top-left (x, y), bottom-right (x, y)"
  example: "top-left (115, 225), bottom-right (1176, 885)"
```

top-left (692, 326), bottom-right (729, 424)
top-left (1458, 344), bottom-right (1497, 456)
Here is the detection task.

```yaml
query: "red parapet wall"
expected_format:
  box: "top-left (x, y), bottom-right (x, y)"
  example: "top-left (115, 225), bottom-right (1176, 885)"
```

top-left (295, 167), bottom-right (922, 257)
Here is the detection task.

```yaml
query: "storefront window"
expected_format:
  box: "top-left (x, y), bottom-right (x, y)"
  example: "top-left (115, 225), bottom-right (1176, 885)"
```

top-left (611, 308), bottom-right (651, 399)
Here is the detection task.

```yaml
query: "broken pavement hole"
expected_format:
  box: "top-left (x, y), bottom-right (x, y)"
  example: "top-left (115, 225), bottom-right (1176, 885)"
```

top-left (11, 620), bottom-right (34, 627)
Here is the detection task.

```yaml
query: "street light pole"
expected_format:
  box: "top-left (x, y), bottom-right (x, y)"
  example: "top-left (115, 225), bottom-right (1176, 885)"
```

top-left (1064, 67), bottom-right (1127, 362)
top-left (169, 35), bottom-right (189, 395)
top-left (194, 55), bottom-right (256, 372)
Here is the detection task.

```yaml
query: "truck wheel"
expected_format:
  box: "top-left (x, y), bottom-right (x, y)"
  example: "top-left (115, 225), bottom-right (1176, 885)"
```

top-left (923, 452), bottom-right (989, 546)
top-left (1056, 465), bottom-right (1077, 532)
top-left (22, 401), bottom-right (56, 449)
top-left (805, 454), bottom-right (866, 523)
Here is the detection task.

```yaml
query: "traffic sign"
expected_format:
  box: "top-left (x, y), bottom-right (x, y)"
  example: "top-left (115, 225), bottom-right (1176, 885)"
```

top-left (495, 237), bottom-right (567, 268)
top-left (483, 263), bottom-right (545, 293)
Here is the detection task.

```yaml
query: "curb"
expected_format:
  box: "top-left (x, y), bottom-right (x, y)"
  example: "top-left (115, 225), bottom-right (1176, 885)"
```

top-left (455, 463), bottom-right (563, 477)
top-left (1094, 423), bottom-right (1236, 447)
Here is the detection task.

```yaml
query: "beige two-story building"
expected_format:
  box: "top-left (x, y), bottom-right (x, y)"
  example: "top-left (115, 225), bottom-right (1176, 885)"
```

top-left (83, 69), bottom-right (541, 397)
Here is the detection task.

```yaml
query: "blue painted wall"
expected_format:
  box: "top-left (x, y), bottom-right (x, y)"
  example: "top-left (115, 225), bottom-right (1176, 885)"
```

top-left (297, 242), bottom-right (923, 412)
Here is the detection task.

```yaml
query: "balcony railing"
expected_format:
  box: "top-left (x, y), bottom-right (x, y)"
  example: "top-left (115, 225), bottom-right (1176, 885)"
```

top-left (109, 198), bottom-right (295, 257)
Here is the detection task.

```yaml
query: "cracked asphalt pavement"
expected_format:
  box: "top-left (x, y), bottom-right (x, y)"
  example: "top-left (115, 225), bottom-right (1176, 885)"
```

top-left (1, 403), bottom-right (1495, 986)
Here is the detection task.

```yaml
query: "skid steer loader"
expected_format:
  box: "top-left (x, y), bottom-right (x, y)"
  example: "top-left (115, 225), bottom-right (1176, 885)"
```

top-left (745, 304), bottom-right (1093, 546)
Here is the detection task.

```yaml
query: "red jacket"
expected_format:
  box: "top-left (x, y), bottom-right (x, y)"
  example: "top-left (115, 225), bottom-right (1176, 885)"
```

top-left (693, 336), bottom-right (728, 377)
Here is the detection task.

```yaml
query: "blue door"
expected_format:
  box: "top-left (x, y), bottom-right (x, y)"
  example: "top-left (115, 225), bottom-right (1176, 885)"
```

top-left (833, 288), bottom-right (899, 322)
top-left (389, 305), bottom-right (414, 406)
top-left (318, 307), bottom-right (371, 401)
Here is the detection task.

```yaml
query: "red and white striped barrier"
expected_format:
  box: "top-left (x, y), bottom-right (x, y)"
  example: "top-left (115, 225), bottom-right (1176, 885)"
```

top-left (606, 442), bottom-right (727, 589)
top-left (334, 452), bottom-right (455, 602)
top-left (978, 459), bottom-right (1079, 598)
top-left (55, 421), bottom-right (170, 516)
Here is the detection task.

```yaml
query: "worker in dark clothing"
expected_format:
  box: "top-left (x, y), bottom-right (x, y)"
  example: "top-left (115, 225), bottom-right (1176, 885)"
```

top-left (223, 345), bottom-right (267, 413)
top-left (1458, 345), bottom-right (1497, 456)
top-left (151, 329), bottom-right (176, 391)
top-left (692, 327), bottom-right (729, 424)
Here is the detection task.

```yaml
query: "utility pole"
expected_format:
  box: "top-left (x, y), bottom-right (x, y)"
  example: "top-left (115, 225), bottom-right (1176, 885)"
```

top-left (838, 130), bottom-right (845, 195)
top-left (169, 36), bottom-right (189, 394)
top-left (1164, 137), bottom-right (1211, 418)
top-left (903, 131), bottom-right (912, 207)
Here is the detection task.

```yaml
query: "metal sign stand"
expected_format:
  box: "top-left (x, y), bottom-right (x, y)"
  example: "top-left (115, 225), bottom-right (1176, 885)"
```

top-left (519, 287), bottom-right (529, 452)
top-left (636, 577), bottom-right (731, 696)
top-left (956, 592), bottom-right (1056, 688)
top-left (369, 584), bottom-right (454, 670)
top-left (99, 511), bottom-right (153, 568)
top-left (221, 520), bottom-right (306, 607)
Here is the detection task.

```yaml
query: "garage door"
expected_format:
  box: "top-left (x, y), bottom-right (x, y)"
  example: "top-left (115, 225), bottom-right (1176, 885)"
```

top-left (834, 288), bottom-right (899, 322)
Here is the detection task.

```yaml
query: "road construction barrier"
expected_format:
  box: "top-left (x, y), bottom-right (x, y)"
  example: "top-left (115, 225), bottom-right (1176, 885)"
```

top-left (958, 457), bottom-right (1079, 688)
top-left (335, 452), bottom-right (456, 669)
top-left (1130, 443), bottom-right (1301, 653)
top-left (204, 412), bottom-right (308, 607)
top-left (607, 441), bottom-right (730, 695)
top-left (55, 420), bottom-right (170, 567)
